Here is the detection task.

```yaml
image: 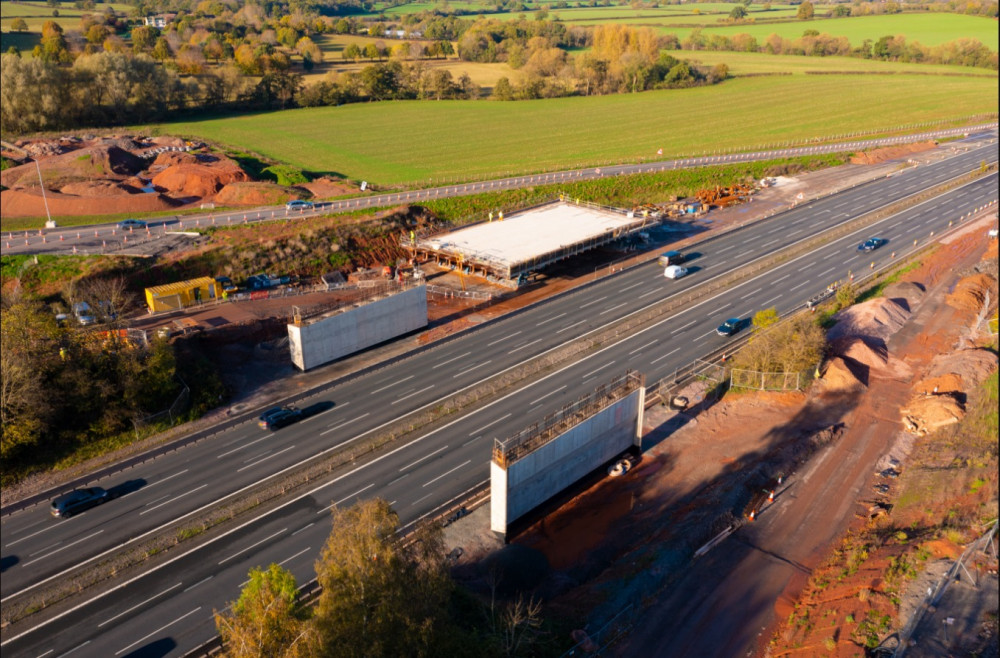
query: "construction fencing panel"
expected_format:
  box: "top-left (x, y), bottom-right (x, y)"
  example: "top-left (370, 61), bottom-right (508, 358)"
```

top-left (730, 368), bottom-right (802, 391)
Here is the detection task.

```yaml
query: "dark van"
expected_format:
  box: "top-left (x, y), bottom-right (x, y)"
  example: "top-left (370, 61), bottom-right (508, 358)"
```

top-left (657, 251), bottom-right (685, 267)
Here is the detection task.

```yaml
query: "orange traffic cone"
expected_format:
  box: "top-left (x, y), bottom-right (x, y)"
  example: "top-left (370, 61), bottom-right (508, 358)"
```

top-left (748, 509), bottom-right (756, 521)
top-left (768, 490), bottom-right (775, 502)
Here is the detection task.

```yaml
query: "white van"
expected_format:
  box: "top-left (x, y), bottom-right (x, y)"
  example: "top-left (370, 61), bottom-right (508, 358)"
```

top-left (664, 265), bottom-right (689, 279)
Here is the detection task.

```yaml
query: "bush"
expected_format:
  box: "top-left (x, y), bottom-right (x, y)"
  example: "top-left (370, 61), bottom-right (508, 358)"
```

top-left (262, 164), bottom-right (310, 187)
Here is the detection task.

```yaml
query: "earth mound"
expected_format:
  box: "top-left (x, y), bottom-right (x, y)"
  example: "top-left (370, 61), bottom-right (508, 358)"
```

top-left (58, 180), bottom-right (142, 197)
top-left (820, 356), bottom-right (866, 392)
top-left (829, 336), bottom-right (888, 371)
top-left (300, 177), bottom-right (357, 199)
top-left (922, 348), bottom-right (998, 391)
top-left (827, 297), bottom-right (909, 343)
top-left (901, 393), bottom-right (964, 435)
top-left (850, 140), bottom-right (936, 165)
top-left (882, 281), bottom-right (925, 312)
top-left (214, 182), bottom-right (302, 207)
top-left (152, 154), bottom-right (249, 200)
top-left (1, 145), bottom-right (146, 189)
top-left (0, 187), bottom-right (178, 217)
top-left (945, 272), bottom-right (997, 313)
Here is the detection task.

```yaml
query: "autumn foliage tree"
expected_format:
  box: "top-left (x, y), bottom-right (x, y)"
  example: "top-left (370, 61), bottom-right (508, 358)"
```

top-left (215, 565), bottom-right (309, 658)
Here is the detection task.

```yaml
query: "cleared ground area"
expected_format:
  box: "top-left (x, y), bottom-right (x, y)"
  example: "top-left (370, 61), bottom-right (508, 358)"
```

top-left (412, 201), bottom-right (652, 283)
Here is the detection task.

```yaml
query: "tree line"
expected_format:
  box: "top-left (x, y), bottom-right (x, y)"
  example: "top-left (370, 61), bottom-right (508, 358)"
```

top-left (0, 281), bottom-right (224, 486)
top-left (215, 498), bottom-right (550, 658)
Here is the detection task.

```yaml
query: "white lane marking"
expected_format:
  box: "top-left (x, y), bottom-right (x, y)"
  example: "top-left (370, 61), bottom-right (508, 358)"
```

top-left (762, 294), bottom-right (783, 307)
top-left (740, 287), bottom-right (762, 300)
top-left (579, 296), bottom-right (608, 309)
top-left (392, 385), bottom-right (434, 405)
top-left (818, 265), bottom-right (838, 277)
top-left (638, 289), bottom-right (659, 298)
top-left (619, 281), bottom-right (644, 292)
top-left (34, 650), bottom-right (54, 657)
top-left (431, 352), bottom-right (471, 369)
top-left (469, 413), bottom-right (512, 437)
top-left (535, 312), bottom-right (566, 326)
top-left (388, 473), bottom-right (409, 486)
top-left (671, 320), bottom-right (697, 334)
top-left (98, 584), bottom-right (183, 628)
top-left (400, 444), bottom-right (449, 471)
top-left (760, 239), bottom-right (780, 248)
top-left (651, 347), bottom-right (681, 364)
top-left (771, 274), bottom-right (791, 284)
top-left (291, 523), bottom-right (313, 537)
top-left (410, 493), bottom-right (434, 507)
top-left (183, 576), bottom-right (213, 593)
top-left (556, 319), bottom-right (587, 334)
top-left (789, 280), bottom-right (811, 292)
top-left (58, 642), bottom-right (90, 656)
top-left (219, 529), bottom-right (287, 565)
top-left (370, 375), bottom-right (414, 395)
top-left (422, 460), bottom-right (472, 488)
top-left (236, 445), bottom-right (297, 473)
top-left (599, 302), bottom-right (628, 315)
top-left (797, 262), bottom-right (813, 272)
top-left (320, 412), bottom-right (370, 436)
top-left (243, 449), bottom-right (273, 464)
top-left (278, 547), bottom-right (311, 567)
top-left (509, 338), bottom-right (543, 354)
top-left (114, 607), bottom-right (201, 655)
top-left (582, 362), bottom-right (614, 378)
top-left (5, 517), bottom-right (73, 548)
top-left (317, 484), bottom-right (376, 514)
top-left (530, 385), bottom-right (567, 406)
top-left (143, 470), bottom-right (190, 490)
top-left (300, 404), bottom-right (337, 424)
top-left (628, 339), bottom-right (658, 355)
top-left (217, 434), bottom-right (271, 458)
top-left (716, 245), bottom-right (736, 253)
top-left (788, 229), bottom-right (804, 236)
top-left (707, 303), bottom-right (731, 315)
top-left (454, 360), bottom-right (492, 377)
top-left (822, 250), bottom-right (839, 260)
top-left (22, 531), bottom-right (104, 568)
top-left (139, 485), bottom-right (208, 516)
top-left (487, 330), bottom-right (521, 346)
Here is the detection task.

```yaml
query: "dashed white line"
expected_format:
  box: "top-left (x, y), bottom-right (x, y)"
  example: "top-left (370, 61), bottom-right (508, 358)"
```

top-left (237, 445), bottom-right (296, 473)
top-left (431, 351), bottom-right (471, 369)
top-left (556, 319), bottom-right (588, 333)
top-left (761, 294), bottom-right (783, 307)
top-left (454, 360), bottom-right (492, 377)
top-left (671, 320), bottom-right (697, 334)
top-left (291, 523), bottom-right (314, 536)
top-left (789, 280), bottom-right (811, 292)
top-left (392, 385), bottom-right (434, 405)
top-left (579, 296), bottom-right (608, 309)
top-left (183, 576), bottom-right (213, 593)
top-left (400, 444), bottom-right (449, 471)
top-left (370, 375), bottom-right (414, 395)
top-left (422, 460), bottom-right (472, 488)
top-left (278, 547), bottom-right (311, 567)
top-left (760, 239), bottom-right (780, 249)
top-left (115, 608), bottom-right (201, 655)
top-left (638, 289), bottom-right (659, 298)
top-left (99, 583), bottom-right (182, 627)
top-left (138, 484), bottom-right (208, 516)
top-left (320, 412), bottom-right (370, 436)
top-left (487, 331), bottom-right (521, 346)
top-left (509, 338), bottom-right (543, 354)
top-left (530, 385), bottom-right (567, 405)
top-left (818, 265), bottom-right (838, 277)
top-left (740, 287), bottom-right (762, 300)
top-left (619, 281), bottom-right (644, 293)
top-left (217, 435), bottom-right (271, 458)
top-left (218, 528), bottom-right (288, 565)
top-left (771, 273), bottom-right (791, 284)
top-left (469, 413), bottom-right (512, 437)
top-left (599, 302), bottom-right (628, 315)
top-left (628, 339), bottom-right (658, 355)
top-left (535, 312), bottom-right (566, 326)
top-left (651, 347), bottom-right (681, 364)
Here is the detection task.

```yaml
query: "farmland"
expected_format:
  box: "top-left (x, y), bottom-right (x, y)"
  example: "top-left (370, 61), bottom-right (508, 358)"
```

top-left (152, 73), bottom-right (997, 186)
top-left (662, 13), bottom-right (999, 50)
top-left (0, 0), bottom-right (132, 32)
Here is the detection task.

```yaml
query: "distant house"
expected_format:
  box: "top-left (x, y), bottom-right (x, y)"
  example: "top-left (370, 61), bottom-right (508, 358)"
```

top-left (386, 29), bottom-right (423, 39)
top-left (143, 14), bottom-right (175, 28)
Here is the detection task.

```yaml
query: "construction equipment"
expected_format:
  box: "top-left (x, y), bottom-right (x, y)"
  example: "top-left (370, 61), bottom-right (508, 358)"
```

top-left (696, 183), bottom-right (756, 209)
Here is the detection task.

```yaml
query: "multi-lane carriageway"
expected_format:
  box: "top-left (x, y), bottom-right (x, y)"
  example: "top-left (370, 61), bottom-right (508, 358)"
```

top-left (2, 142), bottom-right (998, 657)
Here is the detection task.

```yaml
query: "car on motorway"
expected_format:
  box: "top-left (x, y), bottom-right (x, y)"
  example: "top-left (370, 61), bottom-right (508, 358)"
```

top-left (258, 406), bottom-right (303, 430)
top-left (51, 487), bottom-right (109, 518)
top-left (857, 237), bottom-right (887, 252)
top-left (285, 200), bottom-right (314, 211)
top-left (118, 218), bottom-right (147, 230)
top-left (663, 265), bottom-right (689, 279)
top-left (716, 318), bottom-right (743, 337)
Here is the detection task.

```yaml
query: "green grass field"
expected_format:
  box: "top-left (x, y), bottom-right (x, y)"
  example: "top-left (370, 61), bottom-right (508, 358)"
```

top-left (663, 13), bottom-right (999, 50)
top-left (146, 74), bottom-right (997, 186)
top-left (683, 50), bottom-right (998, 76)
top-left (1, 1), bottom-right (132, 32)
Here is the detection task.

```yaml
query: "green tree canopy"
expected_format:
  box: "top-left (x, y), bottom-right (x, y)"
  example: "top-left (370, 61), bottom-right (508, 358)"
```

top-left (215, 564), bottom-right (307, 658)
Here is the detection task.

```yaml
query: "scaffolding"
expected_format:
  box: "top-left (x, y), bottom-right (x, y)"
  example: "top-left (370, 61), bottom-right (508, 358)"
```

top-left (492, 370), bottom-right (643, 468)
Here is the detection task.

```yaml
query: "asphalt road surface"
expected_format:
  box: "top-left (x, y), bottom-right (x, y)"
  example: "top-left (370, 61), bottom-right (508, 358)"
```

top-left (1, 148), bottom-right (998, 657)
top-left (1, 124), bottom-right (993, 258)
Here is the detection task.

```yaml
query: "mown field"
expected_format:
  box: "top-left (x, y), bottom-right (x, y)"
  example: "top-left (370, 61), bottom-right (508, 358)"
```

top-left (150, 74), bottom-right (998, 186)
top-left (683, 50), bottom-right (999, 76)
top-left (0, 0), bottom-right (132, 32)
top-left (663, 13), bottom-right (999, 50)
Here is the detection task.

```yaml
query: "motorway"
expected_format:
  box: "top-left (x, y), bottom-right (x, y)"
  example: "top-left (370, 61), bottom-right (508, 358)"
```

top-left (1, 124), bottom-right (994, 258)
top-left (1, 144), bottom-right (998, 656)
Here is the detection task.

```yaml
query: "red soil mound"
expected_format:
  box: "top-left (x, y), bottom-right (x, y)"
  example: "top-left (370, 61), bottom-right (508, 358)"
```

top-left (0, 188), bottom-right (178, 218)
top-left (58, 180), bottom-right (141, 197)
top-left (214, 182), bottom-right (300, 207)
top-left (945, 272), bottom-right (997, 313)
top-left (850, 141), bottom-right (937, 165)
top-left (152, 156), bottom-right (249, 199)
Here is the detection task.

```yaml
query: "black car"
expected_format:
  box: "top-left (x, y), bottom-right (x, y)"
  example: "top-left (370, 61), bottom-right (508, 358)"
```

top-left (857, 237), bottom-right (887, 252)
top-left (118, 218), bottom-right (147, 230)
top-left (258, 406), bottom-right (302, 430)
top-left (716, 318), bottom-right (742, 337)
top-left (51, 487), bottom-right (109, 518)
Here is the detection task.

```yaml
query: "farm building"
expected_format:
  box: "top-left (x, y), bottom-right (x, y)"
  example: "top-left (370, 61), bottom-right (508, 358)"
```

top-left (405, 200), bottom-right (656, 286)
top-left (145, 277), bottom-right (222, 313)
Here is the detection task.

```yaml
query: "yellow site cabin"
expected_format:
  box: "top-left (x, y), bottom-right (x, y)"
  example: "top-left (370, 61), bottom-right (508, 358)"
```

top-left (145, 277), bottom-right (221, 313)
